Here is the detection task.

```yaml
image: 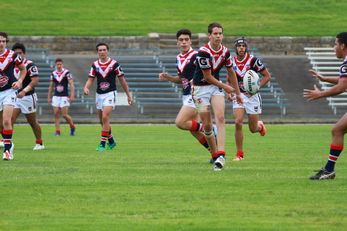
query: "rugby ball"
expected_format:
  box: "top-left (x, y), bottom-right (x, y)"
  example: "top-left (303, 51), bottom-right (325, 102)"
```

top-left (243, 70), bottom-right (260, 94)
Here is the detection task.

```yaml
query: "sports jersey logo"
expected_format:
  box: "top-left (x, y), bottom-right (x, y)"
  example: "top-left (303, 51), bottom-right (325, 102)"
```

top-left (0, 74), bottom-right (9, 88)
top-left (30, 66), bottom-right (38, 75)
top-left (56, 85), bottom-right (64, 92)
top-left (99, 82), bottom-right (110, 91)
top-left (197, 57), bottom-right (210, 69)
top-left (181, 78), bottom-right (190, 90)
top-left (341, 65), bottom-right (347, 74)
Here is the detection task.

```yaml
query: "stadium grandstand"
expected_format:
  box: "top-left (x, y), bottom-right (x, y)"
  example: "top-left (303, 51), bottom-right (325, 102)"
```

top-left (305, 47), bottom-right (345, 115)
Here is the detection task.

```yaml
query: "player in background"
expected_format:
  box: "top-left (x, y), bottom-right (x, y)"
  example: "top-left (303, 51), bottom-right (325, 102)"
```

top-left (230, 37), bottom-right (271, 161)
top-left (0, 32), bottom-right (26, 160)
top-left (84, 43), bottom-right (132, 151)
top-left (192, 22), bottom-right (242, 171)
top-left (47, 58), bottom-right (75, 136)
top-left (159, 29), bottom-right (214, 155)
top-left (304, 32), bottom-right (347, 180)
top-left (10, 43), bottom-right (44, 150)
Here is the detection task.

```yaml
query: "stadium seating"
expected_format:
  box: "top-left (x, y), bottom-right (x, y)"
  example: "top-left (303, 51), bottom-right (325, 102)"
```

top-left (305, 47), bottom-right (343, 114)
top-left (26, 48), bottom-right (96, 118)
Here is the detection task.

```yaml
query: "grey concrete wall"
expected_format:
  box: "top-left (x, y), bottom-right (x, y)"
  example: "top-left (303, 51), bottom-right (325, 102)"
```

top-left (9, 34), bottom-right (335, 55)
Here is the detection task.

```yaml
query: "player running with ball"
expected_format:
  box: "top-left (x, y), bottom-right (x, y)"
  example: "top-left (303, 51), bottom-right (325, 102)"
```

top-left (230, 37), bottom-right (271, 161)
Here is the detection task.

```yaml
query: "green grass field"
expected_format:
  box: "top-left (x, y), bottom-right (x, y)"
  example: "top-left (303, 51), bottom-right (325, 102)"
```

top-left (2, 0), bottom-right (346, 36)
top-left (1, 124), bottom-right (346, 231)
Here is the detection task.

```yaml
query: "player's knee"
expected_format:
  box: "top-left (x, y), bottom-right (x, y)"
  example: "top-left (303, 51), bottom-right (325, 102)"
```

top-left (175, 119), bottom-right (185, 130)
top-left (215, 114), bottom-right (225, 124)
top-left (2, 118), bottom-right (11, 128)
top-left (331, 126), bottom-right (344, 137)
top-left (235, 118), bottom-right (243, 128)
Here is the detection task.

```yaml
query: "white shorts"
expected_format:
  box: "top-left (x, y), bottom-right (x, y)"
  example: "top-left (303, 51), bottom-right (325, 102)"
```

top-left (182, 94), bottom-right (196, 108)
top-left (96, 91), bottom-right (117, 110)
top-left (15, 93), bottom-right (38, 114)
top-left (192, 85), bottom-right (224, 108)
top-left (233, 92), bottom-right (262, 114)
top-left (52, 96), bottom-right (70, 108)
top-left (0, 89), bottom-right (17, 111)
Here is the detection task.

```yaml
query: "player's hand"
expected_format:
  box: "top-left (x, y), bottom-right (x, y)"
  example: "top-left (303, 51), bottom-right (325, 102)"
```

top-left (235, 94), bottom-right (243, 105)
top-left (309, 69), bottom-right (324, 81)
top-left (17, 91), bottom-right (26, 99)
top-left (303, 84), bottom-right (322, 101)
top-left (11, 81), bottom-right (22, 90)
top-left (84, 87), bottom-right (89, 95)
top-left (127, 95), bottom-right (133, 105)
top-left (48, 98), bottom-right (52, 104)
top-left (159, 72), bottom-right (169, 81)
top-left (223, 84), bottom-right (234, 94)
top-left (227, 93), bottom-right (233, 101)
top-left (69, 96), bottom-right (74, 103)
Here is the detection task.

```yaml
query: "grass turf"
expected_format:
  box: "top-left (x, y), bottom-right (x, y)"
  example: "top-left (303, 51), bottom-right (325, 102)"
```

top-left (2, 0), bottom-right (346, 36)
top-left (0, 124), bottom-right (346, 230)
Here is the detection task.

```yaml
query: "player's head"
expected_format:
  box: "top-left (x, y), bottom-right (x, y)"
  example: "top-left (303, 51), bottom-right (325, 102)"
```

top-left (207, 22), bottom-right (223, 47)
top-left (176, 29), bottom-right (191, 39)
top-left (234, 37), bottom-right (248, 56)
top-left (0, 32), bottom-right (9, 52)
top-left (176, 29), bottom-right (192, 53)
top-left (96, 43), bottom-right (109, 51)
top-left (55, 58), bottom-right (64, 70)
top-left (12, 43), bottom-right (26, 58)
top-left (208, 22), bottom-right (223, 34)
top-left (335, 32), bottom-right (347, 58)
top-left (96, 43), bottom-right (109, 60)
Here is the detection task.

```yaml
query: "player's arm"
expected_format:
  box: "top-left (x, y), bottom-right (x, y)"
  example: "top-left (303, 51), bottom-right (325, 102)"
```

top-left (304, 77), bottom-right (347, 101)
top-left (83, 78), bottom-right (94, 95)
top-left (159, 72), bottom-right (181, 84)
top-left (226, 67), bottom-right (243, 104)
top-left (47, 81), bottom-right (54, 104)
top-left (12, 63), bottom-right (26, 90)
top-left (309, 69), bottom-right (339, 84)
top-left (226, 67), bottom-right (240, 95)
top-left (18, 76), bottom-right (39, 99)
top-left (259, 68), bottom-right (271, 88)
top-left (68, 79), bottom-right (75, 102)
top-left (118, 76), bottom-right (133, 105)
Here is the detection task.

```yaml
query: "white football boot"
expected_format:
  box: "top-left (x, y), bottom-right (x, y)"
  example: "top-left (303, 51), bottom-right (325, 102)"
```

top-left (213, 155), bottom-right (225, 171)
top-left (33, 144), bottom-right (45, 151)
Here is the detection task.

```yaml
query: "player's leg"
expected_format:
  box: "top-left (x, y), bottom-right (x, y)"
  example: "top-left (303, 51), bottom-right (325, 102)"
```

top-left (310, 113), bottom-right (347, 180)
top-left (2, 105), bottom-right (15, 160)
top-left (211, 95), bottom-right (227, 170)
top-left (53, 106), bottom-right (61, 136)
top-left (0, 111), bottom-right (3, 148)
top-left (61, 106), bottom-right (75, 136)
top-left (25, 112), bottom-right (44, 150)
top-left (211, 95), bottom-right (226, 152)
top-left (11, 108), bottom-right (21, 125)
top-left (233, 108), bottom-right (245, 161)
top-left (175, 105), bottom-right (209, 150)
top-left (97, 106), bottom-right (113, 151)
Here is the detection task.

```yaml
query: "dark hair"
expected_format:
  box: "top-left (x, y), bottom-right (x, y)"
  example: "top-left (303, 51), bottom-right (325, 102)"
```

top-left (336, 32), bottom-right (347, 46)
top-left (12, 43), bottom-right (26, 54)
top-left (96, 43), bottom-right (109, 51)
top-left (55, 58), bottom-right (63, 63)
top-left (176, 29), bottom-right (192, 39)
top-left (208, 22), bottom-right (223, 34)
top-left (0, 32), bottom-right (9, 42)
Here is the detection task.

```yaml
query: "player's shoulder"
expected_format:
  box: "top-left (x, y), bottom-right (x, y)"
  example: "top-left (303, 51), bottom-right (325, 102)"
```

top-left (340, 60), bottom-right (347, 76)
